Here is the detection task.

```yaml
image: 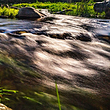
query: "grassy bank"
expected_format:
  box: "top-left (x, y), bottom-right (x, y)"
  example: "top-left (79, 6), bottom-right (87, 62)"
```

top-left (0, 1), bottom-right (106, 19)
top-left (0, 7), bottom-right (18, 18)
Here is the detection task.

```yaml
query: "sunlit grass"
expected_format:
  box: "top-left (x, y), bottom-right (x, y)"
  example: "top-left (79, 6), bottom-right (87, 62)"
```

top-left (0, 1), bottom-right (105, 18)
top-left (12, 1), bottom-right (105, 18)
top-left (0, 7), bottom-right (18, 18)
top-left (55, 81), bottom-right (61, 110)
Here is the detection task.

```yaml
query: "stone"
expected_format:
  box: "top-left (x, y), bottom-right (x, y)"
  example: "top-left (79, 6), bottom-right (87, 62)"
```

top-left (93, 1), bottom-right (107, 13)
top-left (17, 7), bottom-right (44, 19)
top-left (0, 15), bottom-right (8, 18)
top-left (0, 103), bottom-right (12, 110)
top-left (94, 1), bottom-right (110, 18)
top-left (105, 2), bottom-right (110, 18)
top-left (76, 33), bottom-right (92, 42)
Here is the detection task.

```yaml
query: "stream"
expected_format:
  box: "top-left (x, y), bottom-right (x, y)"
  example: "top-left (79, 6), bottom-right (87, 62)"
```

top-left (0, 16), bottom-right (110, 39)
top-left (0, 15), bottom-right (110, 110)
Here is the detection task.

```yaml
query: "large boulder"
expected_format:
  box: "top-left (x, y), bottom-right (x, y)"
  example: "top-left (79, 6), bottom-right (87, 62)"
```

top-left (17, 7), bottom-right (44, 19)
top-left (94, 1), bottom-right (110, 18)
top-left (105, 2), bottom-right (110, 18)
top-left (93, 1), bottom-right (107, 13)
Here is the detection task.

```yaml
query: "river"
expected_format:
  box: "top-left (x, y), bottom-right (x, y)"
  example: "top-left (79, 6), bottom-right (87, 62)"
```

top-left (0, 15), bottom-right (110, 110)
top-left (0, 15), bottom-right (110, 42)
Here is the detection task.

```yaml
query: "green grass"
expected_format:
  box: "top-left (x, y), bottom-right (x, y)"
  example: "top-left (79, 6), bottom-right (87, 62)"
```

top-left (55, 81), bottom-right (61, 110)
top-left (0, 7), bottom-right (18, 18)
top-left (0, 1), bottom-right (106, 18)
top-left (12, 1), bottom-right (105, 18)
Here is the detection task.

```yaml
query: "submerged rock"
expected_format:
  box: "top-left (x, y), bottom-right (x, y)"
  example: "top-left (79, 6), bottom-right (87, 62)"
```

top-left (0, 15), bottom-right (8, 18)
top-left (105, 2), bottom-right (110, 18)
top-left (76, 33), bottom-right (92, 41)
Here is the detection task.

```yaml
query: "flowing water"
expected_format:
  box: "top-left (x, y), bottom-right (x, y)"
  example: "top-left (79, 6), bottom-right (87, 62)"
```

top-left (0, 15), bottom-right (110, 110)
top-left (0, 16), bottom-right (110, 42)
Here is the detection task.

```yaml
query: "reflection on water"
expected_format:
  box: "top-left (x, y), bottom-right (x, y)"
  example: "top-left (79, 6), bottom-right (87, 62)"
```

top-left (0, 18), bottom-right (43, 33)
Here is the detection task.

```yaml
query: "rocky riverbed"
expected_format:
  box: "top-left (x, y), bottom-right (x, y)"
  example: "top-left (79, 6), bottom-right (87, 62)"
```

top-left (0, 14), bottom-right (110, 110)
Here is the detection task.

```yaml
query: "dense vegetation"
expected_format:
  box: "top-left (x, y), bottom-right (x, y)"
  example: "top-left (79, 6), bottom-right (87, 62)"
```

top-left (13, 1), bottom-right (105, 18)
top-left (0, 7), bottom-right (18, 18)
top-left (0, 1), bottom-right (106, 19)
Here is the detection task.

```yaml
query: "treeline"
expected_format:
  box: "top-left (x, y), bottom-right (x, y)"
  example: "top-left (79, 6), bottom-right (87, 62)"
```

top-left (0, 0), bottom-right (103, 4)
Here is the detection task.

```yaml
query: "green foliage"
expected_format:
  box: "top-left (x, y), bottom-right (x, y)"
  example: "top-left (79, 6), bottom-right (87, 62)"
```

top-left (0, 7), bottom-right (18, 18)
top-left (0, 87), bottom-right (18, 103)
top-left (0, 1), bottom-right (105, 18)
top-left (55, 81), bottom-right (61, 110)
top-left (23, 96), bottom-right (42, 105)
top-left (12, 1), bottom-right (105, 18)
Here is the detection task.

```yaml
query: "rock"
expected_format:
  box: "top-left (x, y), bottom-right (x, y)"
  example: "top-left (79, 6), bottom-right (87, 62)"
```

top-left (105, 2), bottom-right (110, 18)
top-left (76, 33), bottom-right (92, 42)
top-left (96, 34), bottom-right (110, 43)
top-left (17, 7), bottom-right (45, 19)
top-left (0, 103), bottom-right (12, 110)
top-left (36, 16), bottom-right (56, 22)
top-left (0, 15), bottom-right (8, 18)
top-left (93, 1), bottom-right (107, 13)
top-left (0, 29), bottom-right (6, 33)
top-left (94, 1), bottom-right (110, 18)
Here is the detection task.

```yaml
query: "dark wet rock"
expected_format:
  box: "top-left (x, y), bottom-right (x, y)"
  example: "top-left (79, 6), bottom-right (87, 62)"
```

top-left (96, 34), bottom-right (110, 43)
top-left (48, 32), bottom-right (72, 39)
top-left (36, 16), bottom-right (56, 22)
top-left (0, 29), bottom-right (6, 33)
top-left (7, 33), bottom-right (25, 39)
top-left (76, 33), bottom-right (92, 42)
top-left (80, 24), bottom-right (94, 31)
top-left (105, 2), bottom-right (110, 18)
top-left (0, 15), bottom-right (8, 18)
top-left (94, 1), bottom-right (110, 18)
top-left (94, 1), bottom-right (107, 13)
top-left (17, 7), bottom-right (45, 19)
top-left (10, 30), bottom-right (31, 34)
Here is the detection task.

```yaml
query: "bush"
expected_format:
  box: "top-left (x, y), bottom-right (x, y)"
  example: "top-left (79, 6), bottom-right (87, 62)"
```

top-left (0, 7), bottom-right (19, 18)
top-left (0, 1), bottom-right (106, 18)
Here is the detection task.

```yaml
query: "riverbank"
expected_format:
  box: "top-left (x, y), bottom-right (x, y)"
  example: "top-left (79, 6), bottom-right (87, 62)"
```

top-left (0, 1), bottom-right (106, 19)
